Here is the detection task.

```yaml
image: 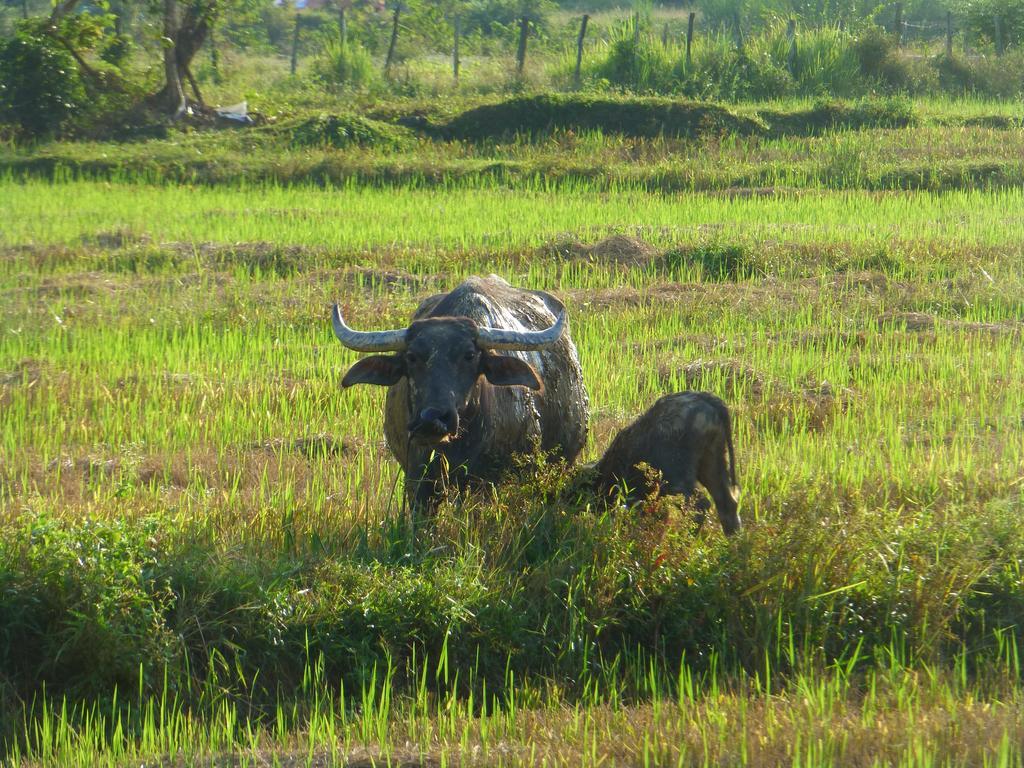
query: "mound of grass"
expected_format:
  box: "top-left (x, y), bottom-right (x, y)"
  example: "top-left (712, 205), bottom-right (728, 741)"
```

top-left (761, 96), bottom-right (917, 136)
top-left (444, 94), bottom-right (767, 141)
top-left (290, 113), bottom-right (411, 150)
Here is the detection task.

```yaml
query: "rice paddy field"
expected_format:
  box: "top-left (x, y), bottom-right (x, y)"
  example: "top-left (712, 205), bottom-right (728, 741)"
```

top-left (2, 115), bottom-right (1024, 766)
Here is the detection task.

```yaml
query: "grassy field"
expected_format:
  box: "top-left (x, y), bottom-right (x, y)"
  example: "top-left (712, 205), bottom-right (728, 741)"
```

top-left (2, 128), bottom-right (1024, 765)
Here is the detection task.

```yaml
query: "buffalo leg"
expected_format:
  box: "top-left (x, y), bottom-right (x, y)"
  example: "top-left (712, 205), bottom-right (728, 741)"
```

top-left (699, 448), bottom-right (740, 535)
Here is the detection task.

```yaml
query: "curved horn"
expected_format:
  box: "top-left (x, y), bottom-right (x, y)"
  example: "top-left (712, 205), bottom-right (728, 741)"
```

top-left (331, 304), bottom-right (407, 352)
top-left (476, 310), bottom-right (566, 351)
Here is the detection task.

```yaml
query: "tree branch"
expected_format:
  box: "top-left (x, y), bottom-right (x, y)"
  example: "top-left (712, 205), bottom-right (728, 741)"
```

top-left (49, 0), bottom-right (82, 25)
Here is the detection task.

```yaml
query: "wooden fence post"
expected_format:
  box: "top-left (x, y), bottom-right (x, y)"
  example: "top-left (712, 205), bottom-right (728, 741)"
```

top-left (574, 14), bottom-right (589, 89)
top-left (685, 11), bottom-right (695, 67)
top-left (453, 15), bottom-right (460, 83)
top-left (385, 4), bottom-right (401, 76)
top-left (945, 11), bottom-right (952, 56)
top-left (516, 16), bottom-right (529, 75)
top-left (633, 12), bottom-right (641, 89)
top-left (290, 13), bottom-right (300, 75)
top-left (732, 9), bottom-right (743, 53)
top-left (893, 2), bottom-right (903, 47)
top-left (339, 5), bottom-right (347, 47)
top-left (994, 14), bottom-right (1004, 55)
top-left (786, 18), bottom-right (797, 76)
top-left (210, 22), bottom-right (221, 83)
top-left (662, 22), bottom-right (669, 46)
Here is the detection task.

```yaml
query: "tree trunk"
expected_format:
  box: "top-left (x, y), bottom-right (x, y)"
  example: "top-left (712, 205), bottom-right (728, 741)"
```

top-left (685, 12), bottom-right (694, 68)
top-left (515, 16), bottom-right (528, 75)
top-left (573, 14), bottom-right (589, 89)
top-left (49, 0), bottom-right (82, 24)
top-left (163, 0), bottom-right (186, 119)
top-left (152, 0), bottom-right (218, 117)
top-left (185, 66), bottom-right (204, 104)
top-left (384, 4), bottom-right (401, 76)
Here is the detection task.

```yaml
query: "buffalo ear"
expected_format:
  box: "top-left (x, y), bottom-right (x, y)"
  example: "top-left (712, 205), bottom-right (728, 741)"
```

top-left (480, 353), bottom-right (543, 391)
top-left (342, 356), bottom-right (405, 388)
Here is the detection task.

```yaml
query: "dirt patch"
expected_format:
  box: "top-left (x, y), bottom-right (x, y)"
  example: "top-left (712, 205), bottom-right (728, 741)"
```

top-left (566, 282), bottom-right (704, 310)
top-left (708, 187), bottom-right (806, 199)
top-left (47, 455), bottom-right (120, 479)
top-left (249, 434), bottom-right (363, 459)
top-left (339, 266), bottom-right (430, 293)
top-left (584, 235), bottom-right (660, 266)
top-left (0, 358), bottom-right (45, 386)
top-left (746, 380), bottom-right (854, 435)
top-left (834, 270), bottom-right (891, 292)
top-left (878, 311), bottom-right (936, 332)
top-left (167, 241), bottom-right (316, 276)
top-left (658, 358), bottom-right (766, 397)
top-left (771, 329), bottom-right (868, 350)
top-left (877, 312), bottom-right (1021, 337)
top-left (951, 319), bottom-right (1022, 337)
top-left (546, 234), bottom-right (660, 268)
top-left (81, 229), bottom-right (150, 250)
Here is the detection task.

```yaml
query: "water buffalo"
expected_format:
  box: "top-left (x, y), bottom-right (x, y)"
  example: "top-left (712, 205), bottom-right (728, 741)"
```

top-left (333, 275), bottom-right (590, 510)
top-left (594, 392), bottom-right (741, 535)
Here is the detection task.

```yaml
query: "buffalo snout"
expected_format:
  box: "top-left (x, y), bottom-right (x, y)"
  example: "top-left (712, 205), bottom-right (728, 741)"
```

top-left (409, 407), bottom-right (458, 441)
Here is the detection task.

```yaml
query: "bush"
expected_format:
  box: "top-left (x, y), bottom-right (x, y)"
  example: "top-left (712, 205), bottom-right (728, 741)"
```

top-left (670, 33), bottom-right (794, 101)
top-left (852, 25), bottom-right (922, 91)
top-left (761, 23), bottom-right (863, 97)
top-left (0, 31), bottom-right (86, 139)
top-left (313, 40), bottom-right (379, 89)
top-left (592, 20), bottom-right (678, 92)
top-left (462, 0), bottom-right (554, 37)
top-left (98, 33), bottom-right (133, 68)
top-left (963, 50), bottom-right (1024, 97)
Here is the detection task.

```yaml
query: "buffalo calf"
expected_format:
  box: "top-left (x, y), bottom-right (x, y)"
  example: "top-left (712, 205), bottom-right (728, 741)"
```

top-left (595, 392), bottom-right (741, 535)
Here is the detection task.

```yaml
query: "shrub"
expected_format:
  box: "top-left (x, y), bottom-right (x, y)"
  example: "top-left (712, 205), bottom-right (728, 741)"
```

top-left (676, 37), bottom-right (794, 101)
top-left (851, 25), bottom-right (924, 92)
top-left (313, 40), bottom-right (379, 89)
top-left (963, 50), bottom-right (1024, 97)
top-left (852, 24), bottom-right (895, 81)
top-left (592, 20), bottom-right (677, 92)
top-left (0, 31), bottom-right (86, 139)
top-left (99, 33), bottom-right (133, 68)
top-left (761, 23), bottom-right (863, 97)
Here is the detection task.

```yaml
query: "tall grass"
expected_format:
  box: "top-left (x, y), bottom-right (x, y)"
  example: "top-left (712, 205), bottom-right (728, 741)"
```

top-left (7, 647), bottom-right (1024, 766)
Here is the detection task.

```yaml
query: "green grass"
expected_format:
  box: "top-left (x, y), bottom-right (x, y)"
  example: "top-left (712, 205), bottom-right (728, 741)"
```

top-left (4, 109), bottom-right (1023, 191)
top-left (4, 179), bottom-right (1024, 255)
top-left (1, 170), bottom-right (1023, 764)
